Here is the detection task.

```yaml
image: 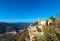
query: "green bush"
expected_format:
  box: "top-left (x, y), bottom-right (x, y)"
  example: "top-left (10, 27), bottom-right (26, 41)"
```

top-left (32, 22), bottom-right (38, 26)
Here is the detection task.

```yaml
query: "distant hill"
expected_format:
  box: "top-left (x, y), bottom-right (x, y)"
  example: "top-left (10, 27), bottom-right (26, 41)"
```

top-left (0, 22), bottom-right (30, 34)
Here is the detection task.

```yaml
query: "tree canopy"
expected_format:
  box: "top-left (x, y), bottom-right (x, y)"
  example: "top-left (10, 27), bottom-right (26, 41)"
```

top-left (49, 16), bottom-right (55, 21)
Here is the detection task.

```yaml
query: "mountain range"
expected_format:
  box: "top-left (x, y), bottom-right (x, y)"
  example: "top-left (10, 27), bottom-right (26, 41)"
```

top-left (0, 22), bottom-right (30, 34)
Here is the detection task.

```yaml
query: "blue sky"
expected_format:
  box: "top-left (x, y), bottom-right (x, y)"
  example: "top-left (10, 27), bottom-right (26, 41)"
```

top-left (0, 0), bottom-right (60, 23)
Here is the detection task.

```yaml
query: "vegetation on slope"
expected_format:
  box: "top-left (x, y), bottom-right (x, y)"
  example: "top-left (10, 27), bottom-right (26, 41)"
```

top-left (7, 29), bottom-right (29, 41)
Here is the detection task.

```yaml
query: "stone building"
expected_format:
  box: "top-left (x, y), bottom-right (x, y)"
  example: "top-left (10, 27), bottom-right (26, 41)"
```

top-left (38, 17), bottom-right (53, 25)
